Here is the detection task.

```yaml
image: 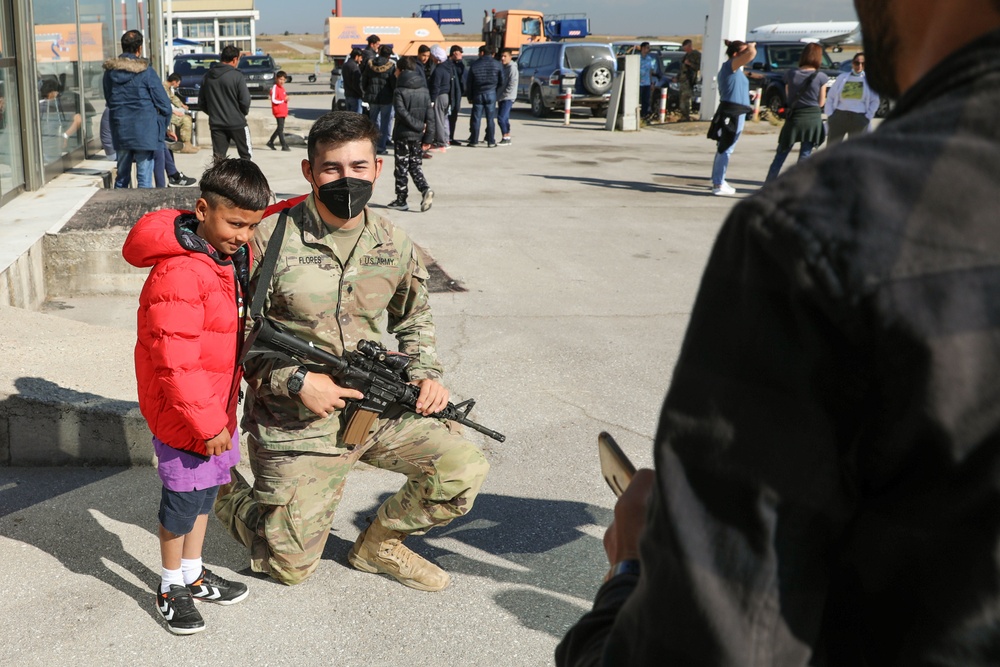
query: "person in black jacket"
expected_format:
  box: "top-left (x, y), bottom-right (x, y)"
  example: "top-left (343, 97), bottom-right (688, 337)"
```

top-left (386, 57), bottom-right (434, 213)
top-left (197, 45), bottom-right (252, 159)
top-left (447, 45), bottom-right (465, 145)
top-left (427, 45), bottom-right (451, 149)
top-left (465, 45), bottom-right (504, 147)
top-left (362, 45), bottom-right (396, 154)
top-left (557, 2), bottom-right (1000, 666)
top-left (417, 44), bottom-right (436, 85)
top-left (341, 48), bottom-right (364, 114)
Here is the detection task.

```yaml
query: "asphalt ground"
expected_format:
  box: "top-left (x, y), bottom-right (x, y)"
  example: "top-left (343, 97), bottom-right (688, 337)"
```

top-left (1, 93), bottom-right (791, 665)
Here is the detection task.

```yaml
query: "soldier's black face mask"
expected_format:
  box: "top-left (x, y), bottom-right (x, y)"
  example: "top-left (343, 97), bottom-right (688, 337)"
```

top-left (315, 176), bottom-right (373, 220)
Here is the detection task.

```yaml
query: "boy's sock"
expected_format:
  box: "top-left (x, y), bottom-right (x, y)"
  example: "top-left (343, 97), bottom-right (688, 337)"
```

top-left (181, 557), bottom-right (204, 585)
top-left (161, 567), bottom-right (184, 594)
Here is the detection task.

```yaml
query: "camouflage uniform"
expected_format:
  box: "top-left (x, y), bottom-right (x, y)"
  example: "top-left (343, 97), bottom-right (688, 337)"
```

top-left (163, 81), bottom-right (193, 143)
top-left (214, 195), bottom-right (489, 585)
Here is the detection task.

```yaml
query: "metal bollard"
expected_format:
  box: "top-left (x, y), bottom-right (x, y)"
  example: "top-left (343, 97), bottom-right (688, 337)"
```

top-left (751, 91), bottom-right (762, 122)
top-left (562, 92), bottom-right (572, 125)
top-left (658, 87), bottom-right (667, 123)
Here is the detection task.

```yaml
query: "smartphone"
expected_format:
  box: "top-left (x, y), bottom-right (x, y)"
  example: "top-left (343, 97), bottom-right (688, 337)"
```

top-left (598, 431), bottom-right (636, 497)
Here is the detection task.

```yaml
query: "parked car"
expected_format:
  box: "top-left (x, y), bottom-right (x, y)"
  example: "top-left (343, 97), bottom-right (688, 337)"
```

top-left (613, 40), bottom-right (682, 56)
top-left (517, 42), bottom-right (617, 117)
top-left (172, 53), bottom-right (220, 110)
top-left (238, 54), bottom-right (281, 97)
top-left (746, 42), bottom-right (840, 117)
top-left (650, 51), bottom-right (701, 113)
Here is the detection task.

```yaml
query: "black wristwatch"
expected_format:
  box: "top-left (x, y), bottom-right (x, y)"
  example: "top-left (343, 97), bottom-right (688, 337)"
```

top-left (287, 366), bottom-right (307, 395)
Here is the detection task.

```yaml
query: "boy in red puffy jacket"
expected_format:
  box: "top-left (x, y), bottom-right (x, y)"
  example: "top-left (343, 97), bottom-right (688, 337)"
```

top-left (266, 70), bottom-right (290, 151)
top-left (123, 158), bottom-right (272, 635)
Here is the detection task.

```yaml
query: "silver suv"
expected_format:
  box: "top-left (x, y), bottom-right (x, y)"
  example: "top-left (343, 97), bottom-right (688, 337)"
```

top-left (516, 42), bottom-right (616, 118)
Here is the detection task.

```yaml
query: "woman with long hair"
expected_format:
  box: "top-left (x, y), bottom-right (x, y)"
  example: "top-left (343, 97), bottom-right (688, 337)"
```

top-left (765, 43), bottom-right (830, 182)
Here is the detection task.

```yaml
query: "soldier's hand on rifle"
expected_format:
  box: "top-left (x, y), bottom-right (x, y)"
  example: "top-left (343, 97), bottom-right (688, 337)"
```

top-left (300, 372), bottom-right (365, 418)
top-left (411, 378), bottom-right (449, 416)
top-left (204, 427), bottom-right (232, 457)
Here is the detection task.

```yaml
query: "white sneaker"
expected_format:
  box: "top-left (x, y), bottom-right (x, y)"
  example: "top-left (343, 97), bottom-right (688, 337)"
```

top-left (712, 182), bottom-right (736, 196)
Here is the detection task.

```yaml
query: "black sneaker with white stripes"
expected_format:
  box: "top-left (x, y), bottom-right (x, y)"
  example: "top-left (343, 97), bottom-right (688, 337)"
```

top-left (187, 567), bottom-right (249, 605)
top-left (156, 584), bottom-right (205, 635)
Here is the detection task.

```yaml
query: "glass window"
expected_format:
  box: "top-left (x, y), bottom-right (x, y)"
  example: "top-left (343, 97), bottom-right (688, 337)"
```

top-left (0, 0), bottom-right (13, 59)
top-left (219, 19), bottom-right (250, 38)
top-left (521, 18), bottom-right (541, 38)
top-left (183, 20), bottom-right (215, 40)
top-left (77, 1), bottom-right (115, 158)
top-left (33, 0), bottom-right (85, 177)
top-left (563, 45), bottom-right (611, 70)
top-left (518, 48), bottom-right (536, 69)
top-left (0, 66), bottom-right (25, 200)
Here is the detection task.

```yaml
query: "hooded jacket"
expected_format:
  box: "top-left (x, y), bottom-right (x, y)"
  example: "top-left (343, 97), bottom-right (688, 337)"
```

top-left (123, 209), bottom-right (251, 457)
top-left (362, 56), bottom-right (396, 106)
top-left (429, 59), bottom-right (454, 99)
top-left (197, 62), bottom-right (251, 129)
top-left (393, 69), bottom-right (436, 143)
top-left (102, 53), bottom-right (172, 152)
top-left (122, 196), bottom-right (305, 457)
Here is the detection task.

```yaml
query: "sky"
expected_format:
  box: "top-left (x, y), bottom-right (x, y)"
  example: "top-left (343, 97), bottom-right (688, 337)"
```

top-left (254, 0), bottom-right (859, 38)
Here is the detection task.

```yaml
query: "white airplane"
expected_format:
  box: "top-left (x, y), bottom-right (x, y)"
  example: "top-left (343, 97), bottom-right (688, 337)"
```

top-left (748, 21), bottom-right (861, 46)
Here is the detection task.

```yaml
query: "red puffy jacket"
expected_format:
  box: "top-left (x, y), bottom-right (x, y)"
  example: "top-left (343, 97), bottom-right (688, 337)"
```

top-left (123, 197), bottom-right (304, 456)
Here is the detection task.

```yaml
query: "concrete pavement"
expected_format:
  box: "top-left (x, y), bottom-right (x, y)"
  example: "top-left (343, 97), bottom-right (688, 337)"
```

top-left (0, 97), bottom-right (789, 665)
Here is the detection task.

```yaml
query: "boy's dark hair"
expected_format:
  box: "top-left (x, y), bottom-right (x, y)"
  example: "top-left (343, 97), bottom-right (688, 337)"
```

top-left (307, 111), bottom-right (379, 165)
top-left (276, 70), bottom-right (287, 79)
top-left (485, 45), bottom-right (496, 57)
top-left (500, 48), bottom-right (514, 57)
top-left (378, 44), bottom-right (393, 58)
top-left (199, 158), bottom-right (271, 211)
top-left (682, 39), bottom-right (693, 48)
top-left (39, 79), bottom-right (60, 98)
top-left (367, 34), bottom-right (380, 46)
top-left (121, 30), bottom-right (143, 54)
top-left (349, 48), bottom-right (363, 59)
top-left (167, 73), bottom-right (181, 83)
top-left (397, 56), bottom-right (414, 71)
top-left (640, 41), bottom-right (650, 49)
top-left (450, 44), bottom-right (463, 56)
top-left (477, 46), bottom-right (486, 56)
top-left (220, 45), bottom-right (241, 63)
top-left (417, 44), bottom-right (431, 54)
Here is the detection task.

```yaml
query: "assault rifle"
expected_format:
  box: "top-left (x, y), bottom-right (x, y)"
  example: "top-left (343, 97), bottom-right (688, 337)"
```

top-left (246, 317), bottom-right (506, 445)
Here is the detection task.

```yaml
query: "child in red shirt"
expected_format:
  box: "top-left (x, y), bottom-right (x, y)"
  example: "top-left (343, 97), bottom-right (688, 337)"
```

top-left (266, 70), bottom-right (289, 151)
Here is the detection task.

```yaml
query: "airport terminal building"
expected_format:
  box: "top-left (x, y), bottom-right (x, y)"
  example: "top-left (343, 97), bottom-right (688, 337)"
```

top-left (0, 0), bottom-right (258, 209)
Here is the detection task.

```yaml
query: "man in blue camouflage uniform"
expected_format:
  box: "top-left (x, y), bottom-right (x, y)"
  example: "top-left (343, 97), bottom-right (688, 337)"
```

top-left (215, 111), bottom-right (489, 591)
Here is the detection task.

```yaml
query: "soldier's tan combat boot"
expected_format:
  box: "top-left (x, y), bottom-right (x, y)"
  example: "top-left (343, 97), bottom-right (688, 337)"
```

top-left (180, 142), bottom-right (200, 154)
top-left (347, 521), bottom-right (450, 592)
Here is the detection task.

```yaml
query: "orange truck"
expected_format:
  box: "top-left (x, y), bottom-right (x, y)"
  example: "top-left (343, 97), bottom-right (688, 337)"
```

top-left (324, 16), bottom-right (458, 64)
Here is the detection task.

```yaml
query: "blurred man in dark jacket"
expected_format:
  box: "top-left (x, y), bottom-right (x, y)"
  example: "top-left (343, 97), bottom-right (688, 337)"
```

top-left (447, 45), bottom-right (465, 145)
top-left (362, 45), bottom-right (396, 154)
top-left (386, 57), bottom-right (434, 213)
top-left (102, 29), bottom-right (172, 188)
top-left (417, 44), bottom-right (436, 85)
top-left (427, 45), bottom-right (451, 150)
top-left (465, 46), bottom-right (504, 147)
top-left (198, 44), bottom-right (252, 159)
top-left (557, 1), bottom-right (1000, 665)
top-left (341, 48), bottom-right (364, 114)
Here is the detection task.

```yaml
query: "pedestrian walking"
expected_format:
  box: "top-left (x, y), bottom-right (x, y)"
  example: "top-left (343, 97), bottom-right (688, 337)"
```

top-left (362, 44), bottom-right (396, 154)
top-left (267, 71), bottom-right (290, 151)
top-left (497, 48), bottom-right (518, 145)
top-left (764, 43), bottom-right (830, 182)
top-left (825, 53), bottom-right (880, 144)
top-left (198, 45), bottom-right (252, 160)
top-left (387, 57), bottom-right (435, 212)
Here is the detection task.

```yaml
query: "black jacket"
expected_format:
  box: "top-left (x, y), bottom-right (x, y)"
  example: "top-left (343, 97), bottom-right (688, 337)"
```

top-left (557, 28), bottom-right (1000, 667)
top-left (466, 55), bottom-right (504, 101)
top-left (362, 56), bottom-right (396, 105)
top-left (392, 70), bottom-right (435, 143)
top-left (429, 59), bottom-right (453, 98)
top-left (342, 58), bottom-right (363, 98)
top-left (421, 59), bottom-right (436, 86)
top-left (197, 62), bottom-right (251, 129)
